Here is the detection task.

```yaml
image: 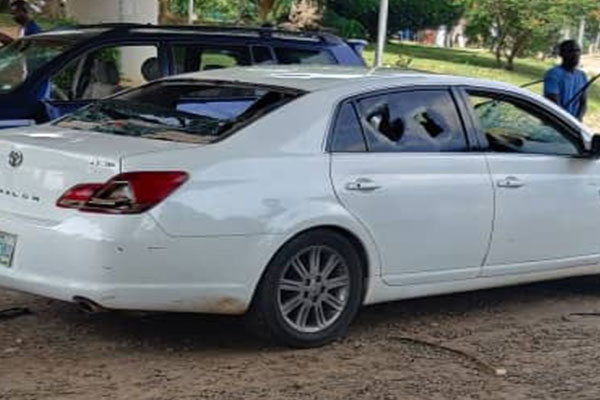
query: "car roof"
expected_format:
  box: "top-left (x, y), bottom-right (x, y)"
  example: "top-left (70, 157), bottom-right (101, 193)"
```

top-left (35, 24), bottom-right (345, 46)
top-left (168, 65), bottom-right (525, 94)
top-left (25, 28), bottom-right (108, 43)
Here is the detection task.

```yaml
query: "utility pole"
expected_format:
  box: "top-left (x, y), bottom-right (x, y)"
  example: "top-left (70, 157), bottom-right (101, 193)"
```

top-left (188, 0), bottom-right (194, 24)
top-left (578, 16), bottom-right (586, 49)
top-left (374, 0), bottom-right (389, 67)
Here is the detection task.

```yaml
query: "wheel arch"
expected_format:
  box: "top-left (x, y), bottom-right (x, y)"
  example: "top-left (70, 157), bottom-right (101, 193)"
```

top-left (249, 223), bottom-right (378, 311)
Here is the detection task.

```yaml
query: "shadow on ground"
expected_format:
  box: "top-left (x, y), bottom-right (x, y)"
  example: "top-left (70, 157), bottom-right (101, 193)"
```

top-left (9, 274), bottom-right (597, 353)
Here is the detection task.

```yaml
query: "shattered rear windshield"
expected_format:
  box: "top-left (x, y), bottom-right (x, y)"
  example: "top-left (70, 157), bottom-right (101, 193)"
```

top-left (55, 81), bottom-right (304, 144)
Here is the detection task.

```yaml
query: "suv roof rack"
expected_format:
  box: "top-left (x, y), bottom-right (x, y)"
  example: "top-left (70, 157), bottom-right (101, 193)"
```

top-left (69, 23), bottom-right (343, 44)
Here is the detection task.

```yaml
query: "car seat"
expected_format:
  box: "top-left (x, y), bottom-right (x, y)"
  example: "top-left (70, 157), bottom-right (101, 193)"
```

top-left (82, 59), bottom-right (120, 99)
top-left (141, 57), bottom-right (160, 82)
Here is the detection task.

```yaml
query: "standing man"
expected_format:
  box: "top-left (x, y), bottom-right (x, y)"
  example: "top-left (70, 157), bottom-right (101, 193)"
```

top-left (544, 40), bottom-right (588, 121)
top-left (0, 1), bottom-right (42, 45)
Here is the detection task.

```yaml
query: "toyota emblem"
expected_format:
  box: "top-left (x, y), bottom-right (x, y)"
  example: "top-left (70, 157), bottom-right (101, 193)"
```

top-left (8, 150), bottom-right (23, 168)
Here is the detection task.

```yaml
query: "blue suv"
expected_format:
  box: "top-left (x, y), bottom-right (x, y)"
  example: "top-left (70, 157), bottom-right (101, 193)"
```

top-left (0, 24), bottom-right (365, 128)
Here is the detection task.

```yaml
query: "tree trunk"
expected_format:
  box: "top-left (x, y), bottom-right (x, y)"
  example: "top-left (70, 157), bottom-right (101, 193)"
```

top-left (258, 0), bottom-right (277, 22)
top-left (493, 25), bottom-right (509, 68)
top-left (505, 53), bottom-right (515, 70)
top-left (495, 45), bottom-right (503, 67)
top-left (504, 35), bottom-right (527, 71)
top-left (158, 0), bottom-right (169, 24)
top-left (42, 0), bottom-right (66, 19)
top-left (159, 0), bottom-right (185, 24)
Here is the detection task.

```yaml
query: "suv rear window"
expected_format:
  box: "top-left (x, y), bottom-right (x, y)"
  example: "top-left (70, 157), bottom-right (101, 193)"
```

top-left (173, 45), bottom-right (251, 74)
top-left (274, 48), bottom-right (336, 65)
top-left (55, 81), bottom-right (303, 144)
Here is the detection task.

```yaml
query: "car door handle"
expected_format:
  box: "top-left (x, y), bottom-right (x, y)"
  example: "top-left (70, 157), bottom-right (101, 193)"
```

top-left (345, 178), bottom-right (381, 192)
top-left (497, 176), bottom-right (525, 188)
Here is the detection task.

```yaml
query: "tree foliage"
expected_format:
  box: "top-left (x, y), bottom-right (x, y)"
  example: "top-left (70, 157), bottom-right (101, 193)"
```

top-left (166, 0), bottom-right (463, 37)
top-left (326, 0), bottom-right (463, 39)
top-left (463, 0), bottom-right (600, 69)
top-left (152, 0), bottom-right (600, 59)
top-left (166, 0), bottom-right (295, 24)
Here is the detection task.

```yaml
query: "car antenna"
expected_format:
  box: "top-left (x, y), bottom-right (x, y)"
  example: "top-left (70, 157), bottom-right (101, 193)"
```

top-left (473, 79), bottom-right (544, 111)
top-left (520, 79), bottom-right (543, 88)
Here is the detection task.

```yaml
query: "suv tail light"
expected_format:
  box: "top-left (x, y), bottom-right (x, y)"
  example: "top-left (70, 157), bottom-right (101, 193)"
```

top-left (57, 171), bottom-right (188, 214)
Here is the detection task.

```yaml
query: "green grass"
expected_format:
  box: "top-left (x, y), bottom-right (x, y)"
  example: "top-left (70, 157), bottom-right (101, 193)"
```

top-left (364, 42), bottom-right (600, 129)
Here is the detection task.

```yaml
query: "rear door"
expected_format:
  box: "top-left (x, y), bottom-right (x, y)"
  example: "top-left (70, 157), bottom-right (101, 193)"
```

top-left (329, 88), bottom-right (494, 285)
top-left (461, 88), bottom-right (600, 275)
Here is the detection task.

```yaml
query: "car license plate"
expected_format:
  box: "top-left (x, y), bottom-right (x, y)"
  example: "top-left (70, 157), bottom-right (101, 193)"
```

top-left (0, 231), bottom-right (17, 268)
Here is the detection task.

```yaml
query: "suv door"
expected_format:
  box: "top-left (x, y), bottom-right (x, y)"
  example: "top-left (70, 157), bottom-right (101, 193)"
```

top-left (329, 89), bottom-right (494, 285)
top-left (462, 89), bottom-right (600, 275)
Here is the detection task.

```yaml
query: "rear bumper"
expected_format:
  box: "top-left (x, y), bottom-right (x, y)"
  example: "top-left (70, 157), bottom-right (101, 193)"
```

top-left (0, 210), bottom-right (277, 314)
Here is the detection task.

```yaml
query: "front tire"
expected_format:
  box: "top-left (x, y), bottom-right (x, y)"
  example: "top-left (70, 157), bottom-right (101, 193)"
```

top-left (248, 230), bottom-right (364, 348)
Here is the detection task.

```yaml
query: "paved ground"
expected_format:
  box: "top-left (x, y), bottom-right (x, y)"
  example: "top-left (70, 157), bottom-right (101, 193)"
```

top-left (2, 275), bottom-right (600, 399)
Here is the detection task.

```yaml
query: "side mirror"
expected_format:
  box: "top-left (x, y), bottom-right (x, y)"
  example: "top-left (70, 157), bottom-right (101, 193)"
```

top-left (589, 135), bottom-right (600, 158)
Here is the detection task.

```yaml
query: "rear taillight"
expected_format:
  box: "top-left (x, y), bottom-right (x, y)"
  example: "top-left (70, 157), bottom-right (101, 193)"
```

top-left (57, 171), bottom-right (188, 214)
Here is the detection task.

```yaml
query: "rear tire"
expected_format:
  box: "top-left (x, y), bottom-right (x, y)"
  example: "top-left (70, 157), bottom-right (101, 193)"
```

top-left (247, 229), bottom-right (364, 348)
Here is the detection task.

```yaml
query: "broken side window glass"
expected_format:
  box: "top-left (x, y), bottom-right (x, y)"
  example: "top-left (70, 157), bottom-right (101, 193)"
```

top-left (356, 90), bottom-right (467, 153)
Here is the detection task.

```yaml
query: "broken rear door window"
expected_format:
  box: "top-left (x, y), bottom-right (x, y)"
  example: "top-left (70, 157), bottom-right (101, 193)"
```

top-left (356, 90), bottom-right (468, 152)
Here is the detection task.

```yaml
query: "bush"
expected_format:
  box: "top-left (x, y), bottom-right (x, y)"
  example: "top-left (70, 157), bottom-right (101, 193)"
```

top-left (322, 10), bottom-right (368, 39)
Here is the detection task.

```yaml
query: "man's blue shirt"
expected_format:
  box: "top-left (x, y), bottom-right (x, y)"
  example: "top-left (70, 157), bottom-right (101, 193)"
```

top-left (23, 20), bottom-right (41, 36)
top-left (544, 65), bottom-right (587, 117)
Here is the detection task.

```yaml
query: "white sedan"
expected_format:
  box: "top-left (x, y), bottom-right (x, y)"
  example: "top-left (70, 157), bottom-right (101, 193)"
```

top-left (0, 66), bottom-right (599, 348)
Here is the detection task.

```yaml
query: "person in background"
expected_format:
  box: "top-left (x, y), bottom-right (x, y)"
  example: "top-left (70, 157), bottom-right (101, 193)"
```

top-left (544, 40), bottom-right (588, 121)
top-left (0, 1), bottom-right (42, 45)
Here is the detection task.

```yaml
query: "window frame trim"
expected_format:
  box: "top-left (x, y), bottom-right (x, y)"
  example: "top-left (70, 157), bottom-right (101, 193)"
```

top-left (457, 86), bottom-right (586, 157)
top-left (326, 100), bottom-right (370, 153)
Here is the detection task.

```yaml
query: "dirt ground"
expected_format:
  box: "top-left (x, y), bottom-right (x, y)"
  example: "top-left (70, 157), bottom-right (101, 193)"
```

top-left (2, 277), bottom-right (600, 400)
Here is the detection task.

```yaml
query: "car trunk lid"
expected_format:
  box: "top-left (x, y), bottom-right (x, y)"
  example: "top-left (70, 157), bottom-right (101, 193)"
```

top-left (0, 125), bottom-right (194, 221)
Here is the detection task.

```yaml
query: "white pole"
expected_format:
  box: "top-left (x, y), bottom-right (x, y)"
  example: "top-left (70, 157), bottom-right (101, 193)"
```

top-left (577, 17), bottom-right (586, 49)
top-left (374, 0), bottom-right (389, 67)
top-left (118, 0), bottom-right (124, 22)
top-left (188, 0), bottom-right (194, 24)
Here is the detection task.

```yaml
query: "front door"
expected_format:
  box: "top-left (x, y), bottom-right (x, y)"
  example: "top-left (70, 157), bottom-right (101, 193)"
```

top-left (463, 89), bottom-right (600, 275)
top-left (42, 43), bottom-right (164, 120)
top-left (330, 89), bottom-right (494, 285)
